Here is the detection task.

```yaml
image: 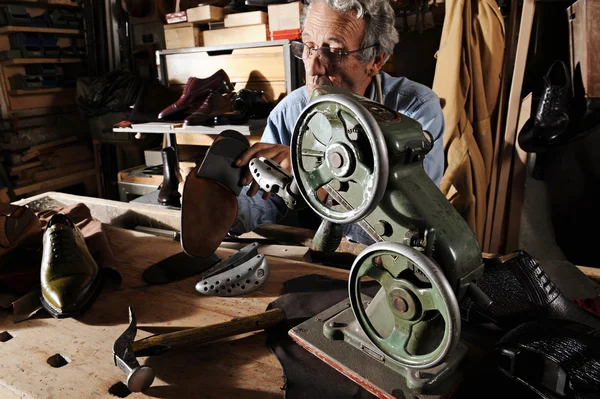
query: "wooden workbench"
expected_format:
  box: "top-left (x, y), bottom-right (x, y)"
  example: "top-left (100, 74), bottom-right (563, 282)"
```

top-left (0, 224), bottom-right (348, 399)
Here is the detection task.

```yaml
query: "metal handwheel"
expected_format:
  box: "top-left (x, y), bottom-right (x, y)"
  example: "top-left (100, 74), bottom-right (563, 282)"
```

top-left (348, 241), bottom-right (461, 369)
top-left (290, 94), bottom-right (389, 224)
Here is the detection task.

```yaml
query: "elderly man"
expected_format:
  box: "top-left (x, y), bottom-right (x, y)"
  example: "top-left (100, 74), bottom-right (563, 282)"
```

top-left (231, 0), bottom-right (445, 243)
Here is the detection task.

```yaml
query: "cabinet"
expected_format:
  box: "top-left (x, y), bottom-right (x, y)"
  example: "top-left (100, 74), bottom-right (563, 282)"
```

top-left (0, 0), bottom-right (86, 119)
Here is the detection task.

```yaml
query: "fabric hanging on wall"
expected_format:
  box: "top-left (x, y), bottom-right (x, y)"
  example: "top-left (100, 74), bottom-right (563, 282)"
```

top-left (432, 0), bottom-right (505, 244)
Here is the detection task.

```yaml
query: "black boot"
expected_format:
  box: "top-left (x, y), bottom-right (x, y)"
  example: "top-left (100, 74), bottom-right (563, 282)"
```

top-left (158, 147), bottom-right (182, 207)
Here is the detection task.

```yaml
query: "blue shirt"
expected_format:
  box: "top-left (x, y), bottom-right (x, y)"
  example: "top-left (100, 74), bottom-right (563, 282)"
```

top-left (231, 71), bottom-right (445, 242)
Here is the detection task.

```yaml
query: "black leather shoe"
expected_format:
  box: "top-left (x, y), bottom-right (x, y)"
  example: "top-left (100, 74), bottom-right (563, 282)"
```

top-left (157, 146), bottom-right (182, 207)
top-left (534, 60), bottom-right (571, 143)
top-left (40, 214), bottom-right (102, 318)
top-left (214, 89), bottom-right (272, 125)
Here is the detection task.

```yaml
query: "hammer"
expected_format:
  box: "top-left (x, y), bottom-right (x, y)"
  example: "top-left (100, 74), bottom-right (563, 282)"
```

top-left (113, 306), bottom-right (286, 392)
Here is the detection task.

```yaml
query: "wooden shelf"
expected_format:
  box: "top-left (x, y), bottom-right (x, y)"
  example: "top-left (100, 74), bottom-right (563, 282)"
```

top-left (9, 87), bottom-right (71, 95)
top-left (2, 57), bottom-right (82, 65)
top-left (12, 168), bottom-right (95, 196)
top-left (0, 26), bottom-right (82, 35)
top-left (0, 0), bottom-right (79, 8)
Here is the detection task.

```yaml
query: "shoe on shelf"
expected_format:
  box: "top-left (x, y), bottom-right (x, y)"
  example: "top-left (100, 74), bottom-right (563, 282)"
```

top-left (0, 204), bottom-right (41, 259)
top-left (40, 214), bottom-right (102, 318)
top-left (214, 89), bottom-right (272, 125)
top-left (184, 90), bottom-right (235, 126)
top-left (157, 69), bottom-right (234, 121)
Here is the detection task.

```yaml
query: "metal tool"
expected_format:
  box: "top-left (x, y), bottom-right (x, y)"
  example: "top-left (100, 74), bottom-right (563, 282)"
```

top-left (195, 242), bottom-right (270, 296)
top-left (250, 86), bottom-right (486, 398)
top-left (113, 306), bottom-right (286, 392)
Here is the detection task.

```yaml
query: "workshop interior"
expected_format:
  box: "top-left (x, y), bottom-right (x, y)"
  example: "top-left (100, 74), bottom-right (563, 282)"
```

top-left (1, 0), bottom-right (599, 398)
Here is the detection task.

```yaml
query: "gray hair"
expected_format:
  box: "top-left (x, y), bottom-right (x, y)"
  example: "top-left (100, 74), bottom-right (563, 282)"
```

top-left (300, 0), bottom-right (399, 63)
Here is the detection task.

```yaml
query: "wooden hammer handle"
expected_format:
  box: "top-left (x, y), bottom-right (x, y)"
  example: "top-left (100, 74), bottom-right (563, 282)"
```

top-left (132, 308), bottom-right (285, 353)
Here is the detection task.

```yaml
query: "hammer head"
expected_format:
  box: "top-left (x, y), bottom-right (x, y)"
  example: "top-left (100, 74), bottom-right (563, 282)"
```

top-left (113, 306), bottom-right (155, 392)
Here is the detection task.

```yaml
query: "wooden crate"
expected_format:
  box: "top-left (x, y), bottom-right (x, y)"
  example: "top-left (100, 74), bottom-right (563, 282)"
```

top-left (201, 24), bottom-right (269, 47)
top-left (164, 23), bottom-right (202, 49)
top-left (224, 11), bottom-right (267, 28)
top-left (568, 0), bottom-right (600, 98)
top-left (186, 5), bottom-right (224, 23)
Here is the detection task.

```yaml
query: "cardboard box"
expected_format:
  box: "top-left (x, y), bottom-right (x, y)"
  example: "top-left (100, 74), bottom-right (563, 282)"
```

top-left (186, 5), bottom-right (224, 23)
top-left (202, 24), bottom-right (268, 47)
top-left (224, 11), bottom-right (267, 28)
top-left (164, 23), bottom-right (202, 49)
top-left (268, 1), bottom-right (303, 31)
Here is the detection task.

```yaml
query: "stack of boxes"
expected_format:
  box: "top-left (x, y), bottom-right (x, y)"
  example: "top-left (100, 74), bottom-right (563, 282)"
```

top-left (163, 2), bottom-right (303, 50)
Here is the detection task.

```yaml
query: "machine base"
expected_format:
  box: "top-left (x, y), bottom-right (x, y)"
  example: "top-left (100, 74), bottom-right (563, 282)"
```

top-left (289, 296), bottom-right (467, 399)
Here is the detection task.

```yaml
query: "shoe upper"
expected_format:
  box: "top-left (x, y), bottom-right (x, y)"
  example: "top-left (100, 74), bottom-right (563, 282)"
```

top-left (534, 60), bottom-right (571, 139)
top-left (40, 214), bottom-right (100, 315)
top-left (158, 69), bottom-right (234, 120)
top-left (0, 204), bottom-right (41, 256)
top-left (184, 90), bottom-right (235, 126)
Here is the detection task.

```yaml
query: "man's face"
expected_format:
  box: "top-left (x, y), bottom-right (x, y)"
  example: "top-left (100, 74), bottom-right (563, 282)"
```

top-left (302, 2), bottom-right (378, 97)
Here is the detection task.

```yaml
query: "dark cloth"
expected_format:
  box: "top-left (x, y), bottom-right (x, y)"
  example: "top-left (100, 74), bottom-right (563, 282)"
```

top-left (265, 274), bottom-right (379, 399)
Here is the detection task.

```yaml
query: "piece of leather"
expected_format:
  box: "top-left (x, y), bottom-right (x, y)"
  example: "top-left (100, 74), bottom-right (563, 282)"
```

top-left (195, 130), bottom-right (249, 196)
top-left (0, 204), bottom-right (41, 257)
top-left (460, 251), bottom-right (600, 331)
top-left (40, 214), bottom-right (102, 318)
top-left (158, 69), bottom-right (233, 120)
top-left (158, 146), bottom-right (182, 206)
top-left (184, 91), bottom-right (235, 126)
top-left (142, 251), bottom-right (220, 284)
top-left (181, 167), bottom-right (239, 258)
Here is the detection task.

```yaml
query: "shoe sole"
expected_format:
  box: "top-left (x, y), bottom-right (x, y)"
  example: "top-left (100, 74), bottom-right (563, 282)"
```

top-left (40, 272), bottom-right (104, 319)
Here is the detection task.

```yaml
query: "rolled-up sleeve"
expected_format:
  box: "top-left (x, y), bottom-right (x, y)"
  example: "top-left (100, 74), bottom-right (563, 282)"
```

top-left (409, 95), bottom-right (445, 187)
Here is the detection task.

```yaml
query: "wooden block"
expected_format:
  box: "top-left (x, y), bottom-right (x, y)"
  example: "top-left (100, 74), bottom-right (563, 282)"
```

top-left (577, 265), bottom-right (600, 281)
top-left (568, 0), bottom-right (600, 98)
top-left (186, 5), bottom-right (224, 23)
top-left (202, 24), bottom-right (268, 47)
top-left (268, 1), bottom-right (302, 31)
top-left (12, 169), bottom-right (96, 197)
top-left (224, 11), bottom-right (267, 28)
top-left (0, 187), bottom-right (9, 203)
top-left (32, 161), bottom-right (95, 182)
top-left (164, 23), bottom-right (202, 49)
top-left (9, 161), bottom-right (43, 176)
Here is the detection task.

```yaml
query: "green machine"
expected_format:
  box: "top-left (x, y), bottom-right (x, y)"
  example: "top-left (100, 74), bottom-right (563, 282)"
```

top-left (249, 86), bottom-right (485, 398)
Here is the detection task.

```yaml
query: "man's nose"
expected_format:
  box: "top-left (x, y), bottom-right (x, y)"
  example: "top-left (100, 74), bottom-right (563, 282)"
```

top-left (304, 52), bottom-right (326, 76)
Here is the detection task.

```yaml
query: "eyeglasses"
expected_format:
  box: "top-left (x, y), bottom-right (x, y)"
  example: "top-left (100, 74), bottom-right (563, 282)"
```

top-left (291, 41), bottom-right (379, 65)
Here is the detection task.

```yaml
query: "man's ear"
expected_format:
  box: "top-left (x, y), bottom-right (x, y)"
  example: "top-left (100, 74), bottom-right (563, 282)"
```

top-left (370, 52), bottom-right (387, 76)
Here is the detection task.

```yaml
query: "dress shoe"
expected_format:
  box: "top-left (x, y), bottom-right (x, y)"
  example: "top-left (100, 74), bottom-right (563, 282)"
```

top-left (40, 214), bottom-right (101, 318)
top-left (214, 89), bottom-right (272, 125)
top-left (157, 146), bottom-right (183, 207)
top-left (157, 69), bottom-right (234, 120)
top-left (184, 90), bottom-right (235, 126)
top-left (0, 204), bottom-right (41, 258)
top-left (533, 60), bottom-right (571, 143)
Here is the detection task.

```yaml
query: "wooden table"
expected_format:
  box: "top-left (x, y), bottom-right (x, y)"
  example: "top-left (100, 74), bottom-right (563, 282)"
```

top-left (0, 225), bottom-right (348, 398)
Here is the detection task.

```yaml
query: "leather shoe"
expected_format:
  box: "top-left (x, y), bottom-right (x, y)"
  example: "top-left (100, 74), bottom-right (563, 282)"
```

top-left (184, 90), bottom-right (235, 126)
top-left (0, 204), bottom-right (41, 258)
top-left (158, 146), bottom-right (182, 207)
top-left (214, 89), bottom-right (272, 125)
top-left (40, 214), bottom-right (102, 318)
top-left (158, 69), bottom-right (234, 120)
top-left (533, 60), bottom-right (571, 143)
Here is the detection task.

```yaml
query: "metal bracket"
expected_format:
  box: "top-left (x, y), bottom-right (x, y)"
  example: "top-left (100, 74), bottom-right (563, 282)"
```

top-left (195, 242), bottom-right (270, 297)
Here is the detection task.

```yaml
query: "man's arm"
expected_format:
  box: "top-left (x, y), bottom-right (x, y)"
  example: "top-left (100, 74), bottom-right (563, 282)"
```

top-left (409, 95), bottom-right (445, 187)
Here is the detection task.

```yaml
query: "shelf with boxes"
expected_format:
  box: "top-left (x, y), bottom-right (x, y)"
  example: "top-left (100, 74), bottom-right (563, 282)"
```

top-left (0, 2), bottom-right (85, 118)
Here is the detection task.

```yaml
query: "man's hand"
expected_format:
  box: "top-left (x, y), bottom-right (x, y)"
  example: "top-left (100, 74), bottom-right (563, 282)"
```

top-left (235, 143), bottom-right (291, 199)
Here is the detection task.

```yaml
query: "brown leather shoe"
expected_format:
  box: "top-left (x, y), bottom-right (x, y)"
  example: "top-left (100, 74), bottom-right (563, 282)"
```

top-left (158, 69), bottom-right (234, 120)
top-left (184, 90), bottom-right (235, 126)
top-left (0, 204), bottom-right (41, 258)
top-left (40, 214), bottom-right (102, 318)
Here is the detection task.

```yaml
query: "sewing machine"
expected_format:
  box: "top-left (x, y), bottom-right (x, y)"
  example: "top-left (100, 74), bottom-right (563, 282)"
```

top-left (250, 86), bottom-right (485, 398)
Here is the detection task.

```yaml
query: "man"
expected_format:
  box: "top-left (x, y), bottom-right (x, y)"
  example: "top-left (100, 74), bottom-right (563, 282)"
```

top-left (230, 0), bottom-right (445, 243)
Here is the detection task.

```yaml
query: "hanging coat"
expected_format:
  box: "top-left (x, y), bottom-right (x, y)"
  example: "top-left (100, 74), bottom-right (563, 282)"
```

top-left (432, 0), bottom-right (505, 244)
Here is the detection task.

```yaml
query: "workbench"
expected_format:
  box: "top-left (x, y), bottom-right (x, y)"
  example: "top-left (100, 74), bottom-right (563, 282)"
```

top-left (1, 192), bottom-right (348, 398)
